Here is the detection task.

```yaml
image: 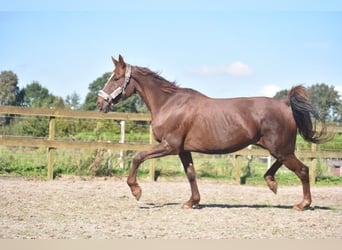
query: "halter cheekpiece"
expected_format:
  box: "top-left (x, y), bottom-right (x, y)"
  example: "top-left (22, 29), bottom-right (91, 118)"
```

top-left (98, 64), bottom-right (132, 102)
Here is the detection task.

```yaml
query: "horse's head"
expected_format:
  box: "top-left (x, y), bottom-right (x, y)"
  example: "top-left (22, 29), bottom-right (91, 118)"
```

top-left (97, 55), bottom-right (135, 113)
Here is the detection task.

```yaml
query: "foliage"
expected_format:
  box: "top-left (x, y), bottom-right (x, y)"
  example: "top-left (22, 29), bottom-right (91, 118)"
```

top-left (65, 92), bottom-right (81, 110)
top-left (273, 89), bottom-right (288, 100)
top-left (1, 146), bottom-right (341, 185)
top-left (0, 147), bottom-right (47, 178)
top-left (0, 71), bottom-right (20, 126)
top-left (307, 83), bottom-right (340, 121)
top-left (0, 71), bottom-right (20, 106)
top-left (19, 81), bottom-right (64, 108)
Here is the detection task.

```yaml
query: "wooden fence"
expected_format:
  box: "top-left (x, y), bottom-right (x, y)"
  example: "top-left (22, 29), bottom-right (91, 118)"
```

top-left (1, 106), bottom-right (342, 183)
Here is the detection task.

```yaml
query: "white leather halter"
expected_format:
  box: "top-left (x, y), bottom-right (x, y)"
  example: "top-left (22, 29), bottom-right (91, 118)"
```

top-left (98, 64), bottom-right (132, 102)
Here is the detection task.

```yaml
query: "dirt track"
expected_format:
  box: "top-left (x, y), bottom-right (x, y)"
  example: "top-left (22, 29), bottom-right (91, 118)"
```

top-left (1, 176), bottom-right (341, 239)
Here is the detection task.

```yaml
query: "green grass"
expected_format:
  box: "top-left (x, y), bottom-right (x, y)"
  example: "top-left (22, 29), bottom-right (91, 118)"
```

top-left (1, 138), bottom-right (341, 185)
top-left (296, 132), bottom-right (342, 151)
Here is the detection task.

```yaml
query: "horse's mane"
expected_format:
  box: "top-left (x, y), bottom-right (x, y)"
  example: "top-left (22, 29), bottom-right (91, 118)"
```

top-left (135, 66), bottom-right (179, 94)
top-left (134, 66), bottom-right (207, 97)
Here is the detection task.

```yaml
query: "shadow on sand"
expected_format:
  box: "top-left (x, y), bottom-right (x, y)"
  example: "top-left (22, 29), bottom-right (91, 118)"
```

top-left (139, 202), bottom-right (332, 211)
top-left (197, 204), bottom-right (332, 210)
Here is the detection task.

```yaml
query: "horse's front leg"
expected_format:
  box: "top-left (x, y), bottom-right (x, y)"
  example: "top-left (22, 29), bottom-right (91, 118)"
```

top-left (127, 140), bottom-right (175, 201)
top-left (179, 152), bottom-right (200, 209)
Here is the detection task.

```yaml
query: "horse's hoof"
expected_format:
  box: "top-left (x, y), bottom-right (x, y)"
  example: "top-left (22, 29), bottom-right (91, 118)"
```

top-left (182, 203), bottom-right (192, 209)
top-left (293, 201), bottom-right (311, 211)
top-left (132, 186), bottom-right (142, 201)
top-left (293, 204), bottom-right (304, 211)
top-left (182, 201), bottom-right (199, 209)
top-left (270, 182), bottom-right (278, 194)
top-left (265, 176), bottom-right (278, 194)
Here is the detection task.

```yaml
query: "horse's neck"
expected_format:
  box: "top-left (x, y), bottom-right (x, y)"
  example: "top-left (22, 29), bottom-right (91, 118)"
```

top-left (134, 76), bottom-right (174, 116)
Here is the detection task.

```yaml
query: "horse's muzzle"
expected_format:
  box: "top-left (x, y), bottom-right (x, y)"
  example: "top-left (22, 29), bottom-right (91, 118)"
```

top-left (96, 97), bottom-right (110, 113)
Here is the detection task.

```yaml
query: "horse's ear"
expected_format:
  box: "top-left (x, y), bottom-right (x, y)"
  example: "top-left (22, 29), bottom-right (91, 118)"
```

top-left (112, 56), bottom-right (118, 66)
top-left (118, 54), bottom-right (125, 65)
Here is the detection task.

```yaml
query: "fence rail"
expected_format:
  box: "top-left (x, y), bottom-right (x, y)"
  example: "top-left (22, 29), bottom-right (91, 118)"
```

top-left (0, 105), bottom-right (151, 120)
top-left (1, 106), bottom-right (342, 182)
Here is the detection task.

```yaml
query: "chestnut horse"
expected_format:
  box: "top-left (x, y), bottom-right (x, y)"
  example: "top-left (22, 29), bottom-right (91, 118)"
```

top-left (97, 55), bottom-right (330, 210)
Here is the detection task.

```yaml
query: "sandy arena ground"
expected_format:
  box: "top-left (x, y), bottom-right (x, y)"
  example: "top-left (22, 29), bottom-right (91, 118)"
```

top-left (1, 176), bottom-right (341, 239)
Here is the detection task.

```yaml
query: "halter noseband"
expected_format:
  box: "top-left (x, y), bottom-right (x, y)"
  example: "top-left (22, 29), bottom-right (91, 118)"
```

top-left (98, 64), bottom-right (132, 102)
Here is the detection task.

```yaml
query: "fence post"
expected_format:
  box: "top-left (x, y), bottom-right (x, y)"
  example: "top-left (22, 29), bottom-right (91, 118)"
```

top-left (310, 143), bottom-right (317, 184)
top-left (235, 155), bottom-right (242, 184)
top-left (149, 125), bottom-right (155, 181)
top-left (47, 116), bottom-right (56, 180)
top-left (119, 121), bottom-right (125, 169)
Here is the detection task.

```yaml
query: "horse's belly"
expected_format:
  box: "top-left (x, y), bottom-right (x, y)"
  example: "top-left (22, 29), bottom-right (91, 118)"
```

top-left (184, 130), bottom-right (256, 154)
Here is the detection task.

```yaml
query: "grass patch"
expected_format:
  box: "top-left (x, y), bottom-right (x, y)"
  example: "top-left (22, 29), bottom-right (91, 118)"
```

top-left (1, 146), bottom-right (341, 185)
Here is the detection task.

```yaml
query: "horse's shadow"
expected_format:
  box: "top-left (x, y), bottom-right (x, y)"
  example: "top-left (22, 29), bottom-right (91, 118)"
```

top-left (139, 202), bottom-right (332, 211)
top-left (198, 204), bottom-right (333, 210)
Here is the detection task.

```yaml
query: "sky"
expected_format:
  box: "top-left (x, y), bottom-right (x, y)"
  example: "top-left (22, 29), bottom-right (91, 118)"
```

top-left (1, 0), bottom-right (342, 104)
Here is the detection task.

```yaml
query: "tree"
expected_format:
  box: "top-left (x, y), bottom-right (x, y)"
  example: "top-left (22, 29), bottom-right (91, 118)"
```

top-left (20, 81), bottom-right (62, 108)
top-left (0, 71), bottom-right (20, 126)
top-left (114, 95), bottom-right (148, 113)
top-left (0, 71), bottom-right (20, 106)
top-left (273, 89), bottom-right (288, 100)
top-left (307, 83), bottom-right (340, 121)
top-left (13, 82), bottom-right (65, 136)
top-left (65, 92), bottom-right (81, 110)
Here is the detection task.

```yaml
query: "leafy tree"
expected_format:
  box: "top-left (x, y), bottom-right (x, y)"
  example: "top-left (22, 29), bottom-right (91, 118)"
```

top-left (12, 116), bottom-right (49, 137)
top-left (114, 95), bottom-right (148, 113)
top-left (53, 97), bottom-right (65, 109)
top-left (0, 71), bottom-right (20, 126)
top-left (0, 70), bottom-right (20, 106)
top-left (273, 89), bottom-right (288, 100)
top-left (20, 81), bottom-right (64, 108)
top-left (10, 81), bottom-right (65, 137)
top-left (307, 83), bottom-right (340, 121)
top-left (65, 92), bottom-right (81, 110)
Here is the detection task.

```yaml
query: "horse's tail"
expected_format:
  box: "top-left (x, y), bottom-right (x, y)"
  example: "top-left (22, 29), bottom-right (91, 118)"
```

top-left (284, 85), bottom-right (333, 144)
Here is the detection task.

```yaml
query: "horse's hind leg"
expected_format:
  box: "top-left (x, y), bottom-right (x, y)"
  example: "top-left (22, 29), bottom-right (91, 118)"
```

top-left (264, 160), bottom-right (282, 194)
top-left (283, 154), bottom-right (312, 210)
top-left (179, 152), bottom-right (200, 209)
